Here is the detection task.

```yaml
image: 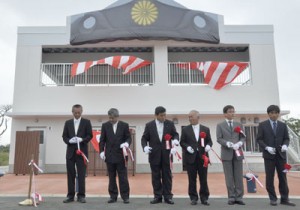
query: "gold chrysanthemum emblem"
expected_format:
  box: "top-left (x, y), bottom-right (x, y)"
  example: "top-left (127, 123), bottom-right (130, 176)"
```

top-left (131, 0), bottom-right (158, 26)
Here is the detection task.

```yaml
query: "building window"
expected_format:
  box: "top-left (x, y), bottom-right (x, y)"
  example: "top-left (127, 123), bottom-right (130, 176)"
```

top-left (243, 125), bottom-right (260, 153)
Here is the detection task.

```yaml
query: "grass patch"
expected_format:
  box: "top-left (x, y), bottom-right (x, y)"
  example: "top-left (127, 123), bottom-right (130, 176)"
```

top-left (0, 152), bottom-right (9, 166)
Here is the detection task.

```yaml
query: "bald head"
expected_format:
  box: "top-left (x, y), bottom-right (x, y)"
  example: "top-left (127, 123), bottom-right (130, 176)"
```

top-left (188, 110), bottom-right (200, 125)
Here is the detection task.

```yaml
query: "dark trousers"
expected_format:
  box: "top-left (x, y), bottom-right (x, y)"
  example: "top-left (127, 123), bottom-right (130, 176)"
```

top-left (66, 154), bottom-right (86, 198)
top-left (186, 153), bottom-right (209, 202)
top-left (106, 162), bottom-right (130, 200)
top-left (150, 159), bottom-right (173, 200)
top-left (264, 156), bottom-right (289, 202)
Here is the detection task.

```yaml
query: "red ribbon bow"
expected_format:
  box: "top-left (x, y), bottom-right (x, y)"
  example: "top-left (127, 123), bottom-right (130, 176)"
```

top-left (283, 163), bottom-right (292, 173)
top-left (202, 155), bottom-right (209, 168)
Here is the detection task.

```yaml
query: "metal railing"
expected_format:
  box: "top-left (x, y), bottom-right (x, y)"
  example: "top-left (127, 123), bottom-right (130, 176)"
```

top-left (168, 62), bottom-right (251, 86)
top-left (41, 62), bottom-right (251, 87)
top-left (41, 63), bottom-right (155, 86)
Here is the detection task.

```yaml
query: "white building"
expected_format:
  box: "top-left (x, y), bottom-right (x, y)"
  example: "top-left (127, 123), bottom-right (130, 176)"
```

top-left (8, 0), bottom-right (298, 174)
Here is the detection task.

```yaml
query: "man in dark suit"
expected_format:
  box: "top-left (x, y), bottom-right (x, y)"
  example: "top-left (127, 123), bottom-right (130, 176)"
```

top-left (180, 110), bottom-right (212, 206)
top-left (99, 108), bottom-right (131, 204)
top-left (141, 106), bottom-right (179, 205)
top-left (257, 105), bottom-right (296, 206)
top-left (62, 104), bottom-right (93, 203)
top-left (216, 105), bottom-right (245, 205)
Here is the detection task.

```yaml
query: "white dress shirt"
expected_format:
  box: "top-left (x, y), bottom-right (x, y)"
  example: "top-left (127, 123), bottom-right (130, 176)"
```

top-left (192, 124), bottom-right (200, 141)
top-left (156, 119), bottom-right (164, 141)
top-left (113, 121), bottom-right (118, 134)
top-left (74, 117), bottom-right (81, 135)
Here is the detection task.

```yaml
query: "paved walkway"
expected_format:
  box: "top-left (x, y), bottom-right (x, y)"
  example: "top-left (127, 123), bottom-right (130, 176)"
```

top-left (1, 172), bottom-right (300, 197)
top-left (0, 197), bottom-right (299, 210)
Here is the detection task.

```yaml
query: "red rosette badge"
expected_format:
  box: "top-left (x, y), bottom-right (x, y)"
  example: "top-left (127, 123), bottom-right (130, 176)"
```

top-left (234, 126), bottom-right (246, 137)
top-left (200, 132), bottom-right (206, 147)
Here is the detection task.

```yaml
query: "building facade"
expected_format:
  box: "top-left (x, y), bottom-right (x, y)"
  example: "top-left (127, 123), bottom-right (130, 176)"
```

top-left (8, 2), bottom-right (286, 174)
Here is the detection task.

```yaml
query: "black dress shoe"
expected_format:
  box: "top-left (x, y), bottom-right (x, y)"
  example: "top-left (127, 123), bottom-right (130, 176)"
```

top-left (164, 198), bottom-right (174, 205)
top-left (150, 198), bottom-right (162, 204)
top-left (63, 197), bottom-right (74, 203)
top-left (228, 200), bottom-right (235, 205)
top-left (107, 198), bottom-right (117, 203)
top-left (235, 200), bottom-right (245, 205)
top-left (123, 199), bottom-right (130, 204)
top-left (201, 200), bottom-right (210, 206)
top-left (77, 197), bottom-right (86, 203)
top-left (191, 200), bottom-right (197, 205)
top-left (270, 200), bottom-right (277, 206)
top-left (280, 200), bottom-right (296, 206)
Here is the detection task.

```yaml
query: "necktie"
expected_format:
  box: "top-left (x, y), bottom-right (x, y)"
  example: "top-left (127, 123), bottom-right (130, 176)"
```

top-left (228, 121), bottom-right (233, 131)
top-left (273, 121), bottom-right (277, 134)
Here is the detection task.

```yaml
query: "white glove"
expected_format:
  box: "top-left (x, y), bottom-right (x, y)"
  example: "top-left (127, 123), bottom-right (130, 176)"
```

top-left (205, 145), bottom-right (211, 152)
top-left (170, 147), bottom-right (177, 155)
top-left (232, 143), bottom-right (239, 151)
top-left (187, 146), bottom-right (194, 154)
top-left (226, 142), bottom-right (233, 148)
top-left (76, 137), bottom-right (83, 143)
top-left (69, 137), bottom-right (77, 144)
top-left (237, 141), bottom-right (243, 147)
top-left (120, 142), bottom-right (129, 148)
top-left (281, 145), bottom-right (288, 152)
top-left (144, 146), bottom-right (152, 154)
top-left (265, 146), bottom-right (276, 155)
top-left (100, 152), bottom-right (105, 160)
top-left (172, 139), bottom-right (180, 146)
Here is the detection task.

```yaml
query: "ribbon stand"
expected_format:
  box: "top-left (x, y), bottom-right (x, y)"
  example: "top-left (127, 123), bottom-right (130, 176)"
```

top-left (18, 154), bottom-right (34, 206)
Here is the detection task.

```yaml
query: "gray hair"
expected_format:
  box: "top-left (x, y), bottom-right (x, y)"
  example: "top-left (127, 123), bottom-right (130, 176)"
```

top-left (108, 108), bottom-right (119, 117)
top-left (189, 110), bottom-right (200, 117)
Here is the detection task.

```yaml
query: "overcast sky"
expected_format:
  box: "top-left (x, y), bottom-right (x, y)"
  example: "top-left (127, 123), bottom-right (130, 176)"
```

top-left (1, 0), bottom-right (300, 144)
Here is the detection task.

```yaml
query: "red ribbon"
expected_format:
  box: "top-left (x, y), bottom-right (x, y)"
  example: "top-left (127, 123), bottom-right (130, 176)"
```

top-left (76, 149), bottom-right (89, 165)
top-left (211, 148), bottom-right (223, 162)
top-left (202, 155), bottom-right (209, 168)
top-left (169, 145), bottom-right (182, 171)
top-left (283, 163), bottom-right (292, 173)
top-left (123, 147), bottom-right (134, 167)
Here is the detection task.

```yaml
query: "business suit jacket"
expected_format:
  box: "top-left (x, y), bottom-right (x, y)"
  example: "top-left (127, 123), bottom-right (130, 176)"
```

top-left (99, 121), bottom-right (131, 164)
top-left (141, 119), bottom-right (179, 165)
top-left (216, 120), bottom-right (245, 161)
top-left (180, 124), bottom-right (213, 164)
top-left (257, 120), bottom-right (289, 160)
top-left (62, 118), bottom-right (93, 158)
